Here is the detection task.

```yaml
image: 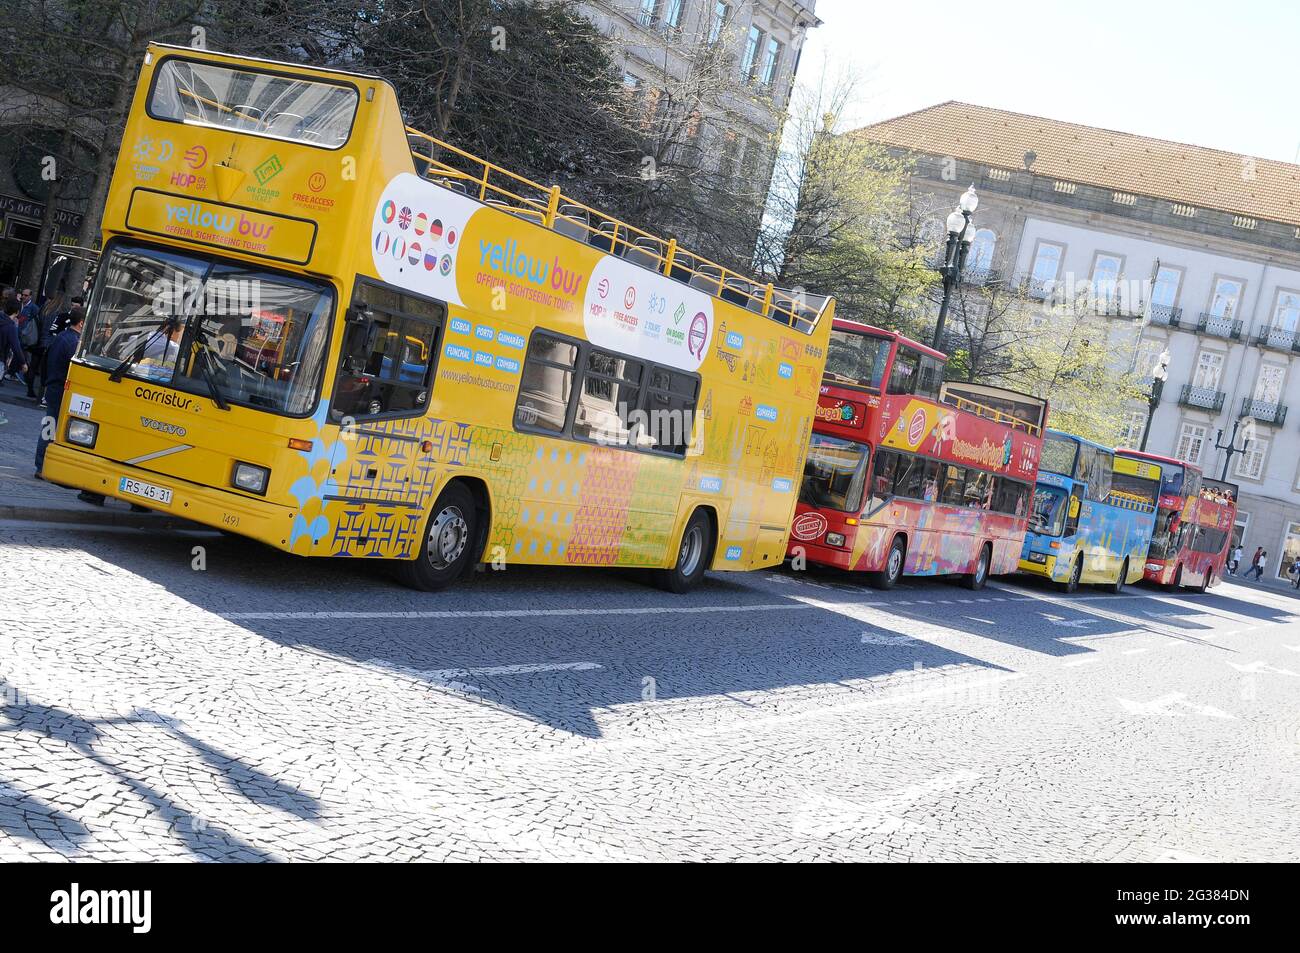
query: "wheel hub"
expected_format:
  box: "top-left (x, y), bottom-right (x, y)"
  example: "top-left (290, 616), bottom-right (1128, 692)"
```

top-left (427, 505), bottom-right (469, 570)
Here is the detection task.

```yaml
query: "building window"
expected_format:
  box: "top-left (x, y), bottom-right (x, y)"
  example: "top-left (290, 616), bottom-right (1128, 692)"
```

top-left (741, 26), bottom-right (764, 81)
top-left (969, 229), bottom-right (996, 271)
top-left (718, 131), bottom-right (740, 180)
top-left (638, 0), bottom-right (658, 27)
top-left (621, 71), bottom-right (642, 93)
top-left (1271, 289), bottom-right (1300, 333)
top-left (1235, 437), bottom-right (1268, 481)
top-left (1118, 410), bottom-right (1147, 448)
top-left (1253, 364), bottom-right (1285, 404)
top-left (1030, 241), bottom-right (1064, 288)
top-left (1232, 512), bottom-right (1249, 550)
top-left (1280, 521), bottom-right (1300, 581)
top-left (1151, 265), bottom-right (1182, 307)
top-left (1175, 422), bottom-right (1207, 464)
top-left (1192, 350), bottom-right (1223, 390)
top-left (1208, 277), bottom-right (1244, 318)
top-left (709, 1), bottom-right (730, 44)
top-left (759, 36), bottom-right (783, 87)
top-left (1091, 252), bottom-right (1123, 292)
top-left (663, 0), bottom-right (684, 30)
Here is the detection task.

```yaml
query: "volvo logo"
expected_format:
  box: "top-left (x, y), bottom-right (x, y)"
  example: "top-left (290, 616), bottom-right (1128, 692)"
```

top-left (140, 416), bottom-right (187, 438)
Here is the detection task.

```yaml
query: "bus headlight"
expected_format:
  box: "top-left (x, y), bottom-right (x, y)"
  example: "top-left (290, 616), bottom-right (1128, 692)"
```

top-left (825, 532), bottom-right (846, 548)
top-left (1026, 552), bottom-right (1048, 564)
top-left (232, 462), bottom-right (270, 495)
top-left (66, 418), bottom-right (98, 448)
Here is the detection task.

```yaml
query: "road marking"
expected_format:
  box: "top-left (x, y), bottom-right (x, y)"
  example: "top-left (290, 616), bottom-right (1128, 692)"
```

top-left (360, 658), bottom-right (603, 694)
top-left (859, 631), bottom-right (918, 646)
top-left (1228, 660), bottom-right (1300, 677)
top-left (224, 603), bottom-right (815, 620)
top-left (1062, 656), bottom-right (1099, 667)
top-left (1117, 693), bottom-right (1235, 719)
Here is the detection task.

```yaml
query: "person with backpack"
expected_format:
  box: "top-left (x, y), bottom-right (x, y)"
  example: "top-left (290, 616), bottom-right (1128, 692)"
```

top-left (17, 289), bottom-right (49, 398)
top-left (35, 305), bottom-right (84, 476)
top-left (0, 297), bottom-right (28, 391)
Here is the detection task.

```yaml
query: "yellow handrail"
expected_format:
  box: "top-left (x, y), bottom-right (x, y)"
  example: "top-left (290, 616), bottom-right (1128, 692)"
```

top-left (405, 125), bottom-right (830, 333)
top-left (943, 394), bottom-right (1043, 437)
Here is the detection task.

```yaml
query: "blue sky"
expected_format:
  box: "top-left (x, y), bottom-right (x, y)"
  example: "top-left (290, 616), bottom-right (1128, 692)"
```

top-left (800, 0), bottom-right (1299, 162)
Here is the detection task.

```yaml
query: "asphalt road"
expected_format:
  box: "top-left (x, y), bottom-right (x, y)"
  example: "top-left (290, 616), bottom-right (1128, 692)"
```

top-left (2, 520), bottom-right (1298, 861)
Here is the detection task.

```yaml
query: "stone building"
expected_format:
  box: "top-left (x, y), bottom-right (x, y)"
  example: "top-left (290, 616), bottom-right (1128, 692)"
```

top-left (859, 101), bottom-right (1300, 583)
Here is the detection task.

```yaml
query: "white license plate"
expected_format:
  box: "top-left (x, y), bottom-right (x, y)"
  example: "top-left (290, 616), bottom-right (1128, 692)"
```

top-left (119, 477), bottom-right (173, 506)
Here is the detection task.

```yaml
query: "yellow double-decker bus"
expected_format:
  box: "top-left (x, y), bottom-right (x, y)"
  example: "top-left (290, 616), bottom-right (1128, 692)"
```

top-left (43, 44), bottom-right (834, 591)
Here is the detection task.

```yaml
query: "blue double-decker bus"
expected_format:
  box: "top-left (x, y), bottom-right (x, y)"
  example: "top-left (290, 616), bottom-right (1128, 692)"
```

top-left (1018, 430), bottom-right (1162, 593)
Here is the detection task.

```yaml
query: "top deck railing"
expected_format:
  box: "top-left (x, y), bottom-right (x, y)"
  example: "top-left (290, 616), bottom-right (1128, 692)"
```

top-left (405, 127), bottom-right (831, 334)
top-left (939, 392), bottom-right (1044, 438)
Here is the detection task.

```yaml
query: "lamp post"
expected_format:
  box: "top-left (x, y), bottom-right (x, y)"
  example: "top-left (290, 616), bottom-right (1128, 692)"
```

top-left (932, 185), bottom-right (979, 350)
top-left (1138, 348), bottom-right (1170, 452)
top-left (1214, 419), bottom-right (1253, 481)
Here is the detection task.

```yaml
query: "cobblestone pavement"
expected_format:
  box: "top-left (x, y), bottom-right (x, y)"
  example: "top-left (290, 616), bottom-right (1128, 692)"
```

top-left (2, 520), bottom-right (1298, 861)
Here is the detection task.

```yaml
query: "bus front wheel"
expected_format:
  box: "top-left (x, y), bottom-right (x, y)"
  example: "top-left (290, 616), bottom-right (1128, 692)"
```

top-left (869, 536), bottom-right (907, 590)
top-left (1163, 564), bottom-right (1183, 592)
top-left (395, 482), bottom-right (478, 591)
top-left (654, 509), bottom-right (715, 593)
top-left (1197, 569), bottom-right (1213, 594)
top-left (1059, 557), bottom-right (1083, 594)
top-left (1108, 558), bottom-right (1128, 595)
top-left (961, 543), bottom-right (991, 591)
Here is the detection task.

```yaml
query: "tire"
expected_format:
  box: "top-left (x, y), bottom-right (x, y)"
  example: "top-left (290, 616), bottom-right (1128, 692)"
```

top-left (1108, 558), bottom-right (1128, 595)
top-left (653, 509), bottom-right (715, 593)
top-left (394, 482), bottom-right (479, 591)
top-left (1163, 564), bottom-right (1183, 592)
top-left (1058, 556), bottom-right (1083, 594)
top-left (1197, 569), bottom-right (1213, 594)
top-left (869, 535), bottom-right (907, 590)
top-left (962, 543), bottom-right (991, 591)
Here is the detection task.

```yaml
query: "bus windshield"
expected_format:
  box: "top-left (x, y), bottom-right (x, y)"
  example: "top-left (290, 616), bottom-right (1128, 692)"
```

top-left (1157, 462), bottom-right (1186, 497)
top-left (1030, 485), bottom-right (1068, 536)
top-left (79, 242), bottom-right (334, 416)
top-left (149, 58), bottom-right (358, 148)
top-left (1040, 434), bottom-right (1078, 477)
top-left (800, 433), bottom-right (870, 513)
top-left (825, 329), bottom-right (890, 389)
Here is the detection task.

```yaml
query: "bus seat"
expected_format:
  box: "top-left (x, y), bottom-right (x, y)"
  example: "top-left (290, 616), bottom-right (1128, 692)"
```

top-left (689, 265), bottom-right (722, 296)
top-left (669, 250), bottom-right (695, 283)
top-left (624, 237), bottom-right (664, 270)
top-left (515, 208), bottom-right (545, 224)
top-left (554, 204), bottom-right (590, 241)
top-left (721, 278), bottom-right (755, 308)
top-left (589, 220), bottom-right (618, 254)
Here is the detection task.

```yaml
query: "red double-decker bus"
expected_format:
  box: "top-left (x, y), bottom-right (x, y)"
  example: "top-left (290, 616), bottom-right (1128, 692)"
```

top-left (1114, 449), bottom-right (1237, 592)
top-left (788, 320), bottom-right (1049, 590)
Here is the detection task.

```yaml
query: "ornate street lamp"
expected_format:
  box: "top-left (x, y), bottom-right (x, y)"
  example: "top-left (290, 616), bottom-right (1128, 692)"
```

top-left (1138, 348), bottom-right (1170, 452)
top-left (932, 186), bottom-right (979, 350)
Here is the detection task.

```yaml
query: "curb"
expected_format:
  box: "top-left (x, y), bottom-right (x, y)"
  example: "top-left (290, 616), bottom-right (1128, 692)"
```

top-left (0, 503), bottom-right (209, 532)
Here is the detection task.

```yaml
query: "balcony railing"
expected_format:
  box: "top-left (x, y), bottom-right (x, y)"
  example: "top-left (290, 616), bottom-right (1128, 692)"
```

top-left (1252, 326), bottom-right (1299, 353)
top-left (1179, 384), bottom-right (1225, 412)
top-left (1147, 304), bottom-right (1183, 328)
top-left (1240, 397), bottom-right (1288, 426)
top-left (1196, 312), bottom-right (1244, 340)
top-left (1094, 295), bottom-right (1145, 319)
top-left (962, 267), bottom-right (1003, 287)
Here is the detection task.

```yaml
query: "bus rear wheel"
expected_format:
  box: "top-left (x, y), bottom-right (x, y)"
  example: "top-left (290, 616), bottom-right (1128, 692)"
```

top-left (1108, 558), bottom-right (1128, 595)
top-left (961, 543), bottom-right (991, 591)
top-left (654, 509), bottom-right (714, 594)
top-left (869, 536), bottom-right (907, 590)
top-left (395, 482), bottom-right (478, 591)
top-left (1197, 569), bottom-right (1213, 594)
top-left (1059, 556), bottom-right (1083, 594)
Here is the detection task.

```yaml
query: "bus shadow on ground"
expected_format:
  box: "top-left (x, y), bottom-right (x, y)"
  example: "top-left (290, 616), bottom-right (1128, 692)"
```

top-left (39, 527), bottom-right (1027, 739)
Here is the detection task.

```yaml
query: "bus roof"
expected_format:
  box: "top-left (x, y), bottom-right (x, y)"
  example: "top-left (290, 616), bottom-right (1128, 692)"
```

top-left (1047, 429), bottom-right (1112, 452)
top-left (1115, 448), bottom-right (1202, 474)
top-left (830, 317), bottom-right (946, 360)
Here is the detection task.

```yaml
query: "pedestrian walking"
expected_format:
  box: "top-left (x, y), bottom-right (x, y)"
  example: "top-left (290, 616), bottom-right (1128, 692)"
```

top-left (18, 289), bottom-right (50, 398)
top-left (1, 297), bottom-right (29, 391)
top-left (35, 305), bottom-right (83, 476)
top-left (1250, 551), bottom-right (1268, 582)
top-left (1288, 560), bottom-right (1300, 590)
top-left (1229, 545), bottom-right (1243, 575)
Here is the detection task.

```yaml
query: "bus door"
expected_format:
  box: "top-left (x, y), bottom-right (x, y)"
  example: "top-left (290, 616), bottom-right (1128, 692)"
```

top-left (329, 282), bottom-right (445, 507)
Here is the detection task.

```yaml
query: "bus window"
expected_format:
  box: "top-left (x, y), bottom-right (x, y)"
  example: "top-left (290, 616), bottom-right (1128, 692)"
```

top-left (1183, 468), bottom-right (1202, 500)
top-left (939, 464), bottom-right (967, 506)
top-left (1064, 488), bottom-right (1084, 536)
top-left (921, 460), bottom-right (941, 502)
top-left (574, 350), bottom-right (643, 447)
top-left (149, 58), bottom-right (359, 148)
top-left (825, 330), bottom-right (890, 389)
top-left (1040, 433), bottom-right (1078, 477)
top-left (915, 355), bottom-right (943, 400)
top-left (641, 367), bottom-right (699, 456)
top-left (1077, 447), bottom-right (1113, 501)
top-left (515, 333), bottom-right (578, 434)
top-left (1030, 485), bottom-right (1068, 536)
top-left (869, 449), bottom-right (900, 505)
top-left (963, 470), bottom-right (993, 509)
top-left (893, 453), bottom-right (928, 499)
top-left (887, 347), bottom-right (919, 394)
top-left (993, 478), bottom-right (1030, 516)
top-left (335, 308), bottom-right (437, 418)
top-left (800, 434), bottom-right (870, 513)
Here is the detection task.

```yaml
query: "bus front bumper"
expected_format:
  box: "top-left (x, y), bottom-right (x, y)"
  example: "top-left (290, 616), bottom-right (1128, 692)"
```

top-left (1018, 553), bottom-right (1057, 578)
top-left (42, 443), bottom-right (297, 551)
top-left (787, 538), bottom-right (855, 571)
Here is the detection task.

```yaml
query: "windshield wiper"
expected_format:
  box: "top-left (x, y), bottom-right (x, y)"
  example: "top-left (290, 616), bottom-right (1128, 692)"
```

top-left (110, 315), bottom-right (179, 382)
top-left (192, 338), bottom-right (230, 411)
